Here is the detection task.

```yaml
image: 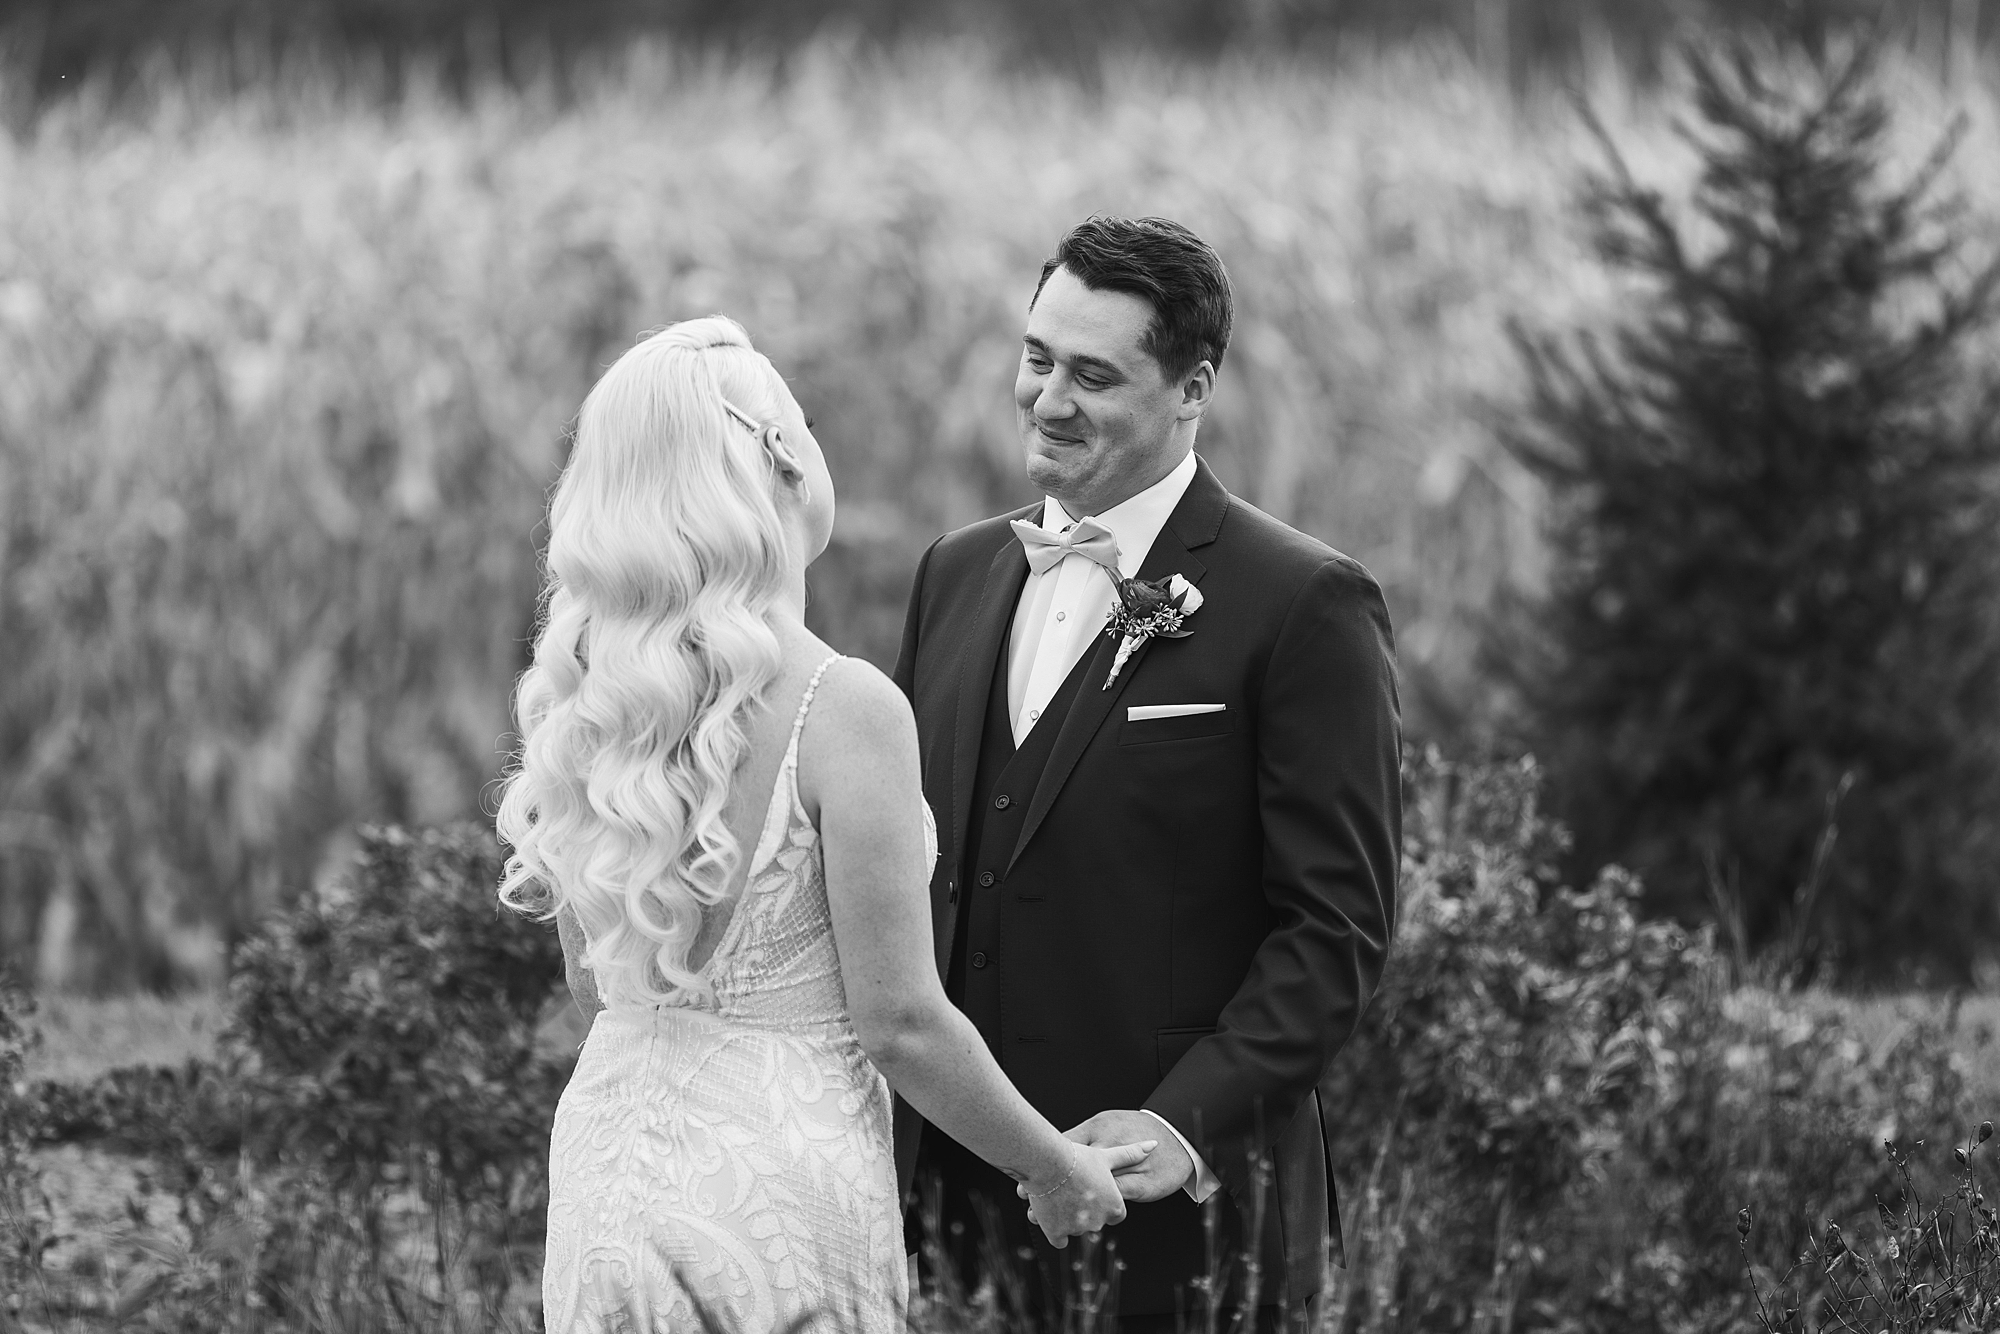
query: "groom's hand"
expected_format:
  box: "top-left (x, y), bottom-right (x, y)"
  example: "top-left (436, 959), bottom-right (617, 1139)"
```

top-left (1064, 1110), bottom-right (1192, 1203)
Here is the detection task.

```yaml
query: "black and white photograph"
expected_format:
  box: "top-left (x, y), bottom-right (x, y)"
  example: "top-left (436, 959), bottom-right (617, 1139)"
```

top-left (2, 1), bottom-right (1999, 1330)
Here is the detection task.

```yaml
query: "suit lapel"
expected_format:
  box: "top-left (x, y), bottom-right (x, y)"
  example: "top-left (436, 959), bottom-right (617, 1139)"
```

top-left (948, 535), bottom-right (1030, 869)
top-left (1006, 457), bottom-right (1230, 871)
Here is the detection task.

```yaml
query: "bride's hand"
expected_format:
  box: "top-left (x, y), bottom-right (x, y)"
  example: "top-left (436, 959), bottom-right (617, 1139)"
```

top-left (1022, 1139), bottom-right (1155, 1248)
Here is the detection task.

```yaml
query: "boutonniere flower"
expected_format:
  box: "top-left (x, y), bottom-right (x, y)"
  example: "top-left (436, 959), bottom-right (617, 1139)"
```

top-left (1102, 573), bottom-right (1205, 689)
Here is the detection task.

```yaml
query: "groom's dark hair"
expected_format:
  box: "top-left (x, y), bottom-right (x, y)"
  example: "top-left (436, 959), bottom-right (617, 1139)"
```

top-left (1033, 216), bottom-right (1232, 382)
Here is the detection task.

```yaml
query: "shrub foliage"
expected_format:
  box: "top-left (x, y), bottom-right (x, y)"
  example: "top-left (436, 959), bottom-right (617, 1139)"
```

top-left (14, 825), bottom-right (569, 1330)
top-left (226, 823), bottom-right (566, 1204)
top-left (1504, 36), bottom-right (2000, 981)
top-left (8, 785), bottom-right (1993, 1330)
top-left (1323, 751), bottom-right (1988, 1332)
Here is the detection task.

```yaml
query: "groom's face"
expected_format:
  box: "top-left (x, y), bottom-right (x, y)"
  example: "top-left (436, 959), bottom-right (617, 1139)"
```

top-left (1016, 265), bottom-right (1190, 516)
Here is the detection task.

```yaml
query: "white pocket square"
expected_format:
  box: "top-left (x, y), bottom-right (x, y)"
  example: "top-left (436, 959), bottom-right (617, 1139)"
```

top-left (1127, 704), bottom-right (1227, 721)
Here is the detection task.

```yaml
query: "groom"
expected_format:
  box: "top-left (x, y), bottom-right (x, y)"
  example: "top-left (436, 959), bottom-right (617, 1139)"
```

top-left (891, 216), bottom-right (1400, 1331)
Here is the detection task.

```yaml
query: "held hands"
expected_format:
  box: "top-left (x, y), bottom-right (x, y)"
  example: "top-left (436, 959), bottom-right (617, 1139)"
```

top-left (1065, 1110), bottom-right (1194, 1202)
top-left (1020, 1139), bottom-right (1155, 1248)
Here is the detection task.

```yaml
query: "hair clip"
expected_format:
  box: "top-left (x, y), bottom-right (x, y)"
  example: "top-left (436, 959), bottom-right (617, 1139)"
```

top-left (719, 398), bottom-right (762, 433)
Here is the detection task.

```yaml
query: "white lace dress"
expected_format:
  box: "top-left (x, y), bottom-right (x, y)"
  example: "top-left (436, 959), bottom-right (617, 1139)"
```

top-left (543, 657), bottom-right (926, 1333)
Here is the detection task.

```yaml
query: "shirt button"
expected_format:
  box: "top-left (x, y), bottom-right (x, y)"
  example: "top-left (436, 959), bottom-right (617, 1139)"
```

top-left (971, 952), bottom-right (989, 969)
top-left (1055, 611), bottom-right (1066, 621)
top-left (978, 870), bottom-right (996, 887)
top-left (1029, 709), bottom-right (1041, 721)
top-left (994, 794), bottom-right (1012, 810)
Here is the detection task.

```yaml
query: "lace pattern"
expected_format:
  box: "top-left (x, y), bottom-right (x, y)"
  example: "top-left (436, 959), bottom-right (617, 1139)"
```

top-left (543, 656), bottom-right (923, 1333)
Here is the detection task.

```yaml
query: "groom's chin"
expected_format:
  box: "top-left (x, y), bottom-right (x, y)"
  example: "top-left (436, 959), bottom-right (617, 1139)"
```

top-left (1022, 448), bottom-right (1068, 495)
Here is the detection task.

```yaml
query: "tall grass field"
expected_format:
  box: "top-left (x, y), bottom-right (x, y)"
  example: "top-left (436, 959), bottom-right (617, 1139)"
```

top-left (4, 38), bottom-right (2000, 990)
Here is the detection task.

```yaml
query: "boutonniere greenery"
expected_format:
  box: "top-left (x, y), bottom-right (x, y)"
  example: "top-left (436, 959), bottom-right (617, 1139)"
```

top-left (1102, 573), bottom-right (1205, 689)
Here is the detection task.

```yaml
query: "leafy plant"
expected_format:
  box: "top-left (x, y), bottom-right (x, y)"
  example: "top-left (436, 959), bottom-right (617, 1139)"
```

top-left (1323, 747), bottom-right (1714, 1328)
top-left (8, 826), bottom-right (569, 1332)
top-left (0, 973), bottom-right (56, 1321)
top-left (30, 1059), bottom-right (242, 1158)
top-left (227, 824), bottom-right (565, 1214)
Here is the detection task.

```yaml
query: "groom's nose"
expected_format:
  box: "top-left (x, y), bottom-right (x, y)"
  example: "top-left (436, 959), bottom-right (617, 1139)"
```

top-left (1034, 378), bottom-right (1081, 424)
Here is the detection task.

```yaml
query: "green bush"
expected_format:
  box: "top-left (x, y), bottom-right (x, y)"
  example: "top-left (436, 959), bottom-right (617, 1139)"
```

top-left (1324, 748), bottom-right (1712, 1328)
top-left (0, 974), bottom-right (54, 1313)
top-left (1547, 990), bottom-right (1981, 1332)
top-left (15, 801), bottom-right (1990, 1332)
top-left (0, 973), bottom-right (34, 1175)
top-left (30, 1059), bottom-right (242, 1157)
top-left (8, 826), bottom-right (568, 1331)
top-left (227, 823), bottom-right (566, 1211)
top-left (1321, 752), bottom-right (1990, 1333)
top-left (1503, 34), bottom-right (2000, 983)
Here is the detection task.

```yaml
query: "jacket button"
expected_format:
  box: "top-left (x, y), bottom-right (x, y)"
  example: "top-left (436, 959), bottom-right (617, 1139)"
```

top-left (978, 871), bottom-right (995, 887)
top-left (971, 952), bottom-right (988, 968)
top-left (993, 794), bottom-right (1011, 810)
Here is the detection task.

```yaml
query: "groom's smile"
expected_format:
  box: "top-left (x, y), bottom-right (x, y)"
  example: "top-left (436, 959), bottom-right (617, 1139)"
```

top-left (1016, 265), bottom-right (1198, 518)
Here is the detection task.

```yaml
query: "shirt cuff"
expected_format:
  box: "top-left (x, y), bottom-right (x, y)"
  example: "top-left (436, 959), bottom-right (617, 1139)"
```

top-left (1138, 1109), bottom-right (1221, 1204)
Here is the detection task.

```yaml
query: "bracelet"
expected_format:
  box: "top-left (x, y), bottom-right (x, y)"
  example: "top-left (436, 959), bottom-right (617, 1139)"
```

top-left (1025, 1146), bottom-right (1079, 1202)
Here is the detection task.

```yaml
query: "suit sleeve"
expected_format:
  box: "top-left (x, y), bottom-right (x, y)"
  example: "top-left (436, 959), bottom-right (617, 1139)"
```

top-left (891, 537), bottom-right (941, 703)
top-left (1143, 556), bottom-right (1401, 1202)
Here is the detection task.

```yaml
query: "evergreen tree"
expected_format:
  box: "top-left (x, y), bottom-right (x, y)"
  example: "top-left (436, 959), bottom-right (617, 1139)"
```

top-left (1504, 36), bottom-right (2000, 982)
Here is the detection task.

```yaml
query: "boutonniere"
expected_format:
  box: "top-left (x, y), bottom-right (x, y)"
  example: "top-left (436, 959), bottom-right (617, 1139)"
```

top-left (1102, 573), bottom-right (1205, 689)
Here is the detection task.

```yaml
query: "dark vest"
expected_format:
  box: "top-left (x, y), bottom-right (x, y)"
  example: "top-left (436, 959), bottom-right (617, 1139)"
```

top-left (948, 624), bottom-right (1098, 1050)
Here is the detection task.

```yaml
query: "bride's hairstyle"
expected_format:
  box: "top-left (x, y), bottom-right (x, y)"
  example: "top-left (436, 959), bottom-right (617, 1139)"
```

top-left (495, 316), bottom-right (792, 1006)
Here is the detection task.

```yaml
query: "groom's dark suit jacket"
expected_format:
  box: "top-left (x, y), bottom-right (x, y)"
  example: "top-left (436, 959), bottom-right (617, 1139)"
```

top-left (890, 456), bottom-right (1400, 1319)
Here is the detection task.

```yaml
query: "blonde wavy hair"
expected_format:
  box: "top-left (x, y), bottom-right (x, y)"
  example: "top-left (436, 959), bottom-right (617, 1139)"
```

top-left (495, 316), bottom-right (794, 1006)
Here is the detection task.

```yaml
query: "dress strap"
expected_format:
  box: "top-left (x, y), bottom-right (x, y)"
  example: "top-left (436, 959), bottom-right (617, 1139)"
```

top-left (785, 654), bottom-right (843, 762)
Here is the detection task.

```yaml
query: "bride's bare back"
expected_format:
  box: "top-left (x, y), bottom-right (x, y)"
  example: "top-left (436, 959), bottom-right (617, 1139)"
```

top-left (543, 635), bottom-right (912, 1333)
top-left (683, 630), bottom-right (857, 974)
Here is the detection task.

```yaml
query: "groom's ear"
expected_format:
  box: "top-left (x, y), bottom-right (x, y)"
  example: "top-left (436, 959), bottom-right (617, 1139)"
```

top-left (1175, 361), bottom-right (1216, 422)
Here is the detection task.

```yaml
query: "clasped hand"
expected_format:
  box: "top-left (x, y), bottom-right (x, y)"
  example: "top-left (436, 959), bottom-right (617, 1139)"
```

top-left (1019, 1139), bottom-right (1153, 1248)
top-left (1020, 1109), bottom-right (1199, 1245)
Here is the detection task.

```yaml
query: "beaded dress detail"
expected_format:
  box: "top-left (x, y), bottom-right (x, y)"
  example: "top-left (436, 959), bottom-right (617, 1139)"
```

top-left (543, 656), bottom-right (931, 1333)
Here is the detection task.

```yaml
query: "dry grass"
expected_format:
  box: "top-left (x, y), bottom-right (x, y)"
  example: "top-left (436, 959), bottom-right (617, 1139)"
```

top-left (1809, 989), bottom-right (2000, 1111)
top-left (22, 991), bottom-right (223, 1084)
top-left (4, 40), bottom-right (1999, 992)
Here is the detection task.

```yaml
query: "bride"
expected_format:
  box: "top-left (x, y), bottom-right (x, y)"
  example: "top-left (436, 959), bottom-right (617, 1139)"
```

top-left (496, 317), bottom-right (1150, 1332)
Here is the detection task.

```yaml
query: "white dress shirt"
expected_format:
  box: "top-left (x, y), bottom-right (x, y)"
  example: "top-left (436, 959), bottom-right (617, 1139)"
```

top-left (1007, 450), bottom-right (1198, 744)
top-left (1002, 448), bottom-right (1219, 1203)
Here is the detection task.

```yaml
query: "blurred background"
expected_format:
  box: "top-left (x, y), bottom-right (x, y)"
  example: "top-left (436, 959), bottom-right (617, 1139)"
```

top-left (2, 0), bottom-right (1998, 994)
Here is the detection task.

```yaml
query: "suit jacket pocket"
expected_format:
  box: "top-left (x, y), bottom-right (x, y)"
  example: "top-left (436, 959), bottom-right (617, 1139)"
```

top-left (1120, 710), bottom-right (1235, 745)
top-left (1156, 1025), bottom-right (1217, 1080)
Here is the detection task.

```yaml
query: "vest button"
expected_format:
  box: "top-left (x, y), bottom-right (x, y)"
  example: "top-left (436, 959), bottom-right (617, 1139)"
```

top-left (971, 952), bottom-right (988, 968)
top-left (978, 871), bottom-right (996, 887)
top-left (994, 794), bottom-right (1012, 810)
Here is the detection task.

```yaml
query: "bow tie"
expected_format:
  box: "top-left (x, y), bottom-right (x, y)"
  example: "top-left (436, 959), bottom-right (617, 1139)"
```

top-left (1010, 515), bottom-right (1123, 577)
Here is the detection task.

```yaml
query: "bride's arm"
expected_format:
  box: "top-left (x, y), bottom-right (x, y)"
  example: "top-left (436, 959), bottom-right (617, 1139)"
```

top-left (802, 659), bottom-right (1148, 1244)
top-left (557, 907), bottom-right (603, 1017)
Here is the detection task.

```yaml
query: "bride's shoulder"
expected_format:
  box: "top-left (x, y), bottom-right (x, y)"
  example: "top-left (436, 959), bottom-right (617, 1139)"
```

top-left (793, 657), bottom-right (920, 820)
top-left (799, 657), bottom-right (917, 760)
top-left (805, 657), bottom-right (913, 740)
